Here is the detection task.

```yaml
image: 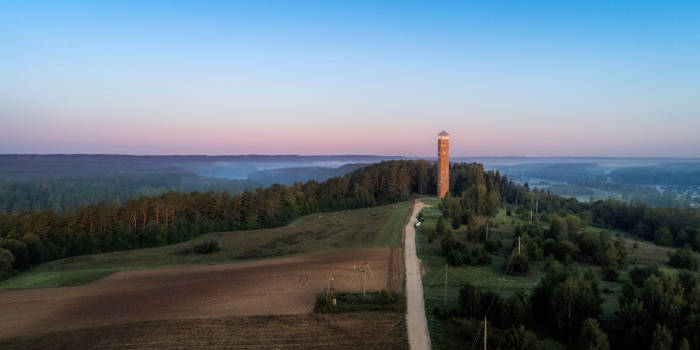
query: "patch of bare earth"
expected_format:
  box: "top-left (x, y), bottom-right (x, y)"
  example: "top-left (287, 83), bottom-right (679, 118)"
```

top-left (0, 313), bottom-right (406, 350)
top-left (0, 247), bottom-right (404, 346)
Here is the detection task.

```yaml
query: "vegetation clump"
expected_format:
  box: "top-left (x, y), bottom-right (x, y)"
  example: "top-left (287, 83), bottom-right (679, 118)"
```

top-left (314, 290), bottom-right (402, 313)
top-left (189, 240), bottom-right (221, 254)
top-left (668, 244), bottom-right (698, 270)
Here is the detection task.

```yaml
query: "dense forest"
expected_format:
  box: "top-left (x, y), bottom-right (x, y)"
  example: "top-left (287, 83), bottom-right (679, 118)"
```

top-left (427, 166), bottom-right (700, 349)
top-left (513, 191), bottom-right (700, 252)
top-left (0, 174), bottom-right (261, 213)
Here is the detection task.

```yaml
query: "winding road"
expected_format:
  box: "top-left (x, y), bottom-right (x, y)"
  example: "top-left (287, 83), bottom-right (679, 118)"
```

top-left (404, 200), bottom-right (431, 350)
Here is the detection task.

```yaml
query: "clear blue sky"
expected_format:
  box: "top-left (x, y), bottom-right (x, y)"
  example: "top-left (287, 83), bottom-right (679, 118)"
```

top-left (1, 1), bottom-right (699, 156)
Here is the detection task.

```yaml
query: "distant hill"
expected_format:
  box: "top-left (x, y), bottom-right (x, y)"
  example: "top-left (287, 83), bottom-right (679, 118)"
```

top-left (610, 163), bottom-right (700, 186)
top-left (0, 154), bottom-right (405, 180)
top-left (247, 164), bottom-right (368, 186)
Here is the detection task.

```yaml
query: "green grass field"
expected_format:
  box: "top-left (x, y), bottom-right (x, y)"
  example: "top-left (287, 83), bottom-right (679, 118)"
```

top-left (0, 202), bottom-right (412, 290)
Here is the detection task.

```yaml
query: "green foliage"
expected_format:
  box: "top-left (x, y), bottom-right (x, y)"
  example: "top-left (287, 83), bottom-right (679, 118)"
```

top-left (189, 240), bottom-right (221, 254)
top-left (0, 268), bottom-right (114, 289)
top-left (457, 282), bottom-right (503, 321)
top-left (500, 325), bottom-right (541, 350)
top-left (0, 248), bottom-right (15, 280)
top-left (655, 227), bottom-right (673, 247)
top-left (485, 239), bottom-right (502, 253)
top-left (550, 275), bottom-right (602, 339)
top-left (0, 173), bottom-right (261, 214)
top-left (0, 239), bottom-right (29, 270)
top-left (506, 253), bottom-right (530, 276)
top-left (450, 215), bottom-right (461, 230)
top-left (650, 324), bottom-right (673, 350)
top-left (531, 262), bottom-right (602, 340)
top-left (578, 318), bottom-right (609, 350)
top-left (600, 267), bottom-right (618, 282)
top-left (668, 244), bottom-right (698, 270)
top-left (314, 290), bottom-right (403, 313)
top-left (628, 266), bottom-right (663, 287)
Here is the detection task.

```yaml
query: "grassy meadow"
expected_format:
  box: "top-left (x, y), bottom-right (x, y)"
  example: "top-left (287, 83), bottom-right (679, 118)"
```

top-left (0, 202), bottom-right (412, 290)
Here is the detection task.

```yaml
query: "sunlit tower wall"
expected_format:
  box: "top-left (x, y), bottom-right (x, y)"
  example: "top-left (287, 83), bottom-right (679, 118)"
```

top-left (437, 130), bottom-right (450, 198)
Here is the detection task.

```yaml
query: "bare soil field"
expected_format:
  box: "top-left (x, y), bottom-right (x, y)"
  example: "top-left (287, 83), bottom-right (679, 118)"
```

top-left (0, 247), bottom-right (403, 341)
top-left (0, 312), bottom-right (406, 350)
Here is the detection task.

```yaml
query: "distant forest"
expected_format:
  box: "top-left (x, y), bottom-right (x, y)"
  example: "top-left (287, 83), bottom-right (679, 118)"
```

top-left (1, 160), bottom-right (699, 281)
top-left (0, 174), bottom-right (261, 213)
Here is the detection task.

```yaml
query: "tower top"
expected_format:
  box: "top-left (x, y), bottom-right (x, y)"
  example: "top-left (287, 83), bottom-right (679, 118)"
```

top-left (438, 130), bottom-right (449, 138)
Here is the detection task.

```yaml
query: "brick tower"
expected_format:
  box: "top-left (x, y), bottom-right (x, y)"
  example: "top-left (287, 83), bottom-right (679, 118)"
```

top-left (437, 130), bottom-right (450, 198)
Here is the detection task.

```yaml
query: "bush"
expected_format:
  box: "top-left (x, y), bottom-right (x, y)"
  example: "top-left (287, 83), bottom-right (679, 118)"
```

top-left (500, 325), bottom-right (541, 350)
top-left (469, 245), bottom-right (492, 266)
top-left (485, 239), bottom-right (502, 252)
top-left (0, 248), bottom-right (15, 280)
top-left (190, 240), bottom-right (221, 254)
top-left (446, 248), bottom-right (467, 266)
top-left (601, 267), bottom-right (618, 282)
top-left (0, 239), bottom-right (29, 271)
top-left (628, 266), bottom-right (662, 287)
top-left (506, 253), bottom-right (530, 276)
top-left (314, 294), bottom-right (336, 313)
top-left (668, 245), bottom-right (698, 271)
top-left (315, 290), bottom-right (402, 313)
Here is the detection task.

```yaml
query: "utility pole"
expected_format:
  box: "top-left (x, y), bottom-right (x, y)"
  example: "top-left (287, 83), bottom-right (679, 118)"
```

top-left (535, 199), bottom-right (539, 215)
top-left (444, 264), bottom-right (448, 305)
top-left (327, 274), bottom-right (335, 297)
top-left (484, 316), bottom-right (488, 350)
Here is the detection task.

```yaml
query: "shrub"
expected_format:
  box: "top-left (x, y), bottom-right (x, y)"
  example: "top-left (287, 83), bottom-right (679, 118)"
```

top-left (0, 248), bottom-right (15, 280)
top-left (191, 240), bottom-right (221, 254)
top-left (314, 294), bottom-right (336, 313)
top-left (500, 325), bottom-right (541, 350)
top-left (446, 248), bottom-right (467, 266)
top-left (668, 245), bottom-right (698, 270)
top-left (469, 245), bottom-right (492, 266)
top-left (628, 266), bottom-right (662, 287)
top-left (485, 239), bottom-right (502, 252)
top-left (506, 253), bottom-right (530, 276)
top-left (0, 239), bottom-right (29, 271)
top-left (578, 318), bottom-right (609, 350)
top-left (601, 267), bottom-right (618, 282)
top-left (451, 216), bottom-right (461, 230)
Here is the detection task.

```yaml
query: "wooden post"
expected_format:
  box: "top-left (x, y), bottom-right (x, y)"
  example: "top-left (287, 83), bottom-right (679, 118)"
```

top-left (444, 264), bottom-right (448, 305)
top-left (518, 236), bottom-right (521, 255)
top-left (484, 316), bottom-right (488, 350)
top-left (485, 221), bottom-right (489, 241)
top-left (529, 210), bottom-right (532, 223)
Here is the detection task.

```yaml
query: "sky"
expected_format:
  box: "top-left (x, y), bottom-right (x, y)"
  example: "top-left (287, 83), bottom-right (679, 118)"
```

top-left (1, 1), bottom-right (699, 157)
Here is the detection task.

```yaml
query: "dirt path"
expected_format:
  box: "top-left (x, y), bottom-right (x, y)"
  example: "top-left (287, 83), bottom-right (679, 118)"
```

top-left (404, 200), bottom-right (431, 350)
top-left (0, 247), bottom-right (396, 339)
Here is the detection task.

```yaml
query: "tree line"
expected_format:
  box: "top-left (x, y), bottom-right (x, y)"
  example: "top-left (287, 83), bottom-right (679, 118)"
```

top-left (508, 190), bottom-right (700, 252)
top-left (0, 173), bottom-right (261, 213)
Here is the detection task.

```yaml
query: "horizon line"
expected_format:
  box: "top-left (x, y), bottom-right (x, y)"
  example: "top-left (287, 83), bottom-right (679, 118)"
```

top-left (1, 153), bottom-right (699, 160)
